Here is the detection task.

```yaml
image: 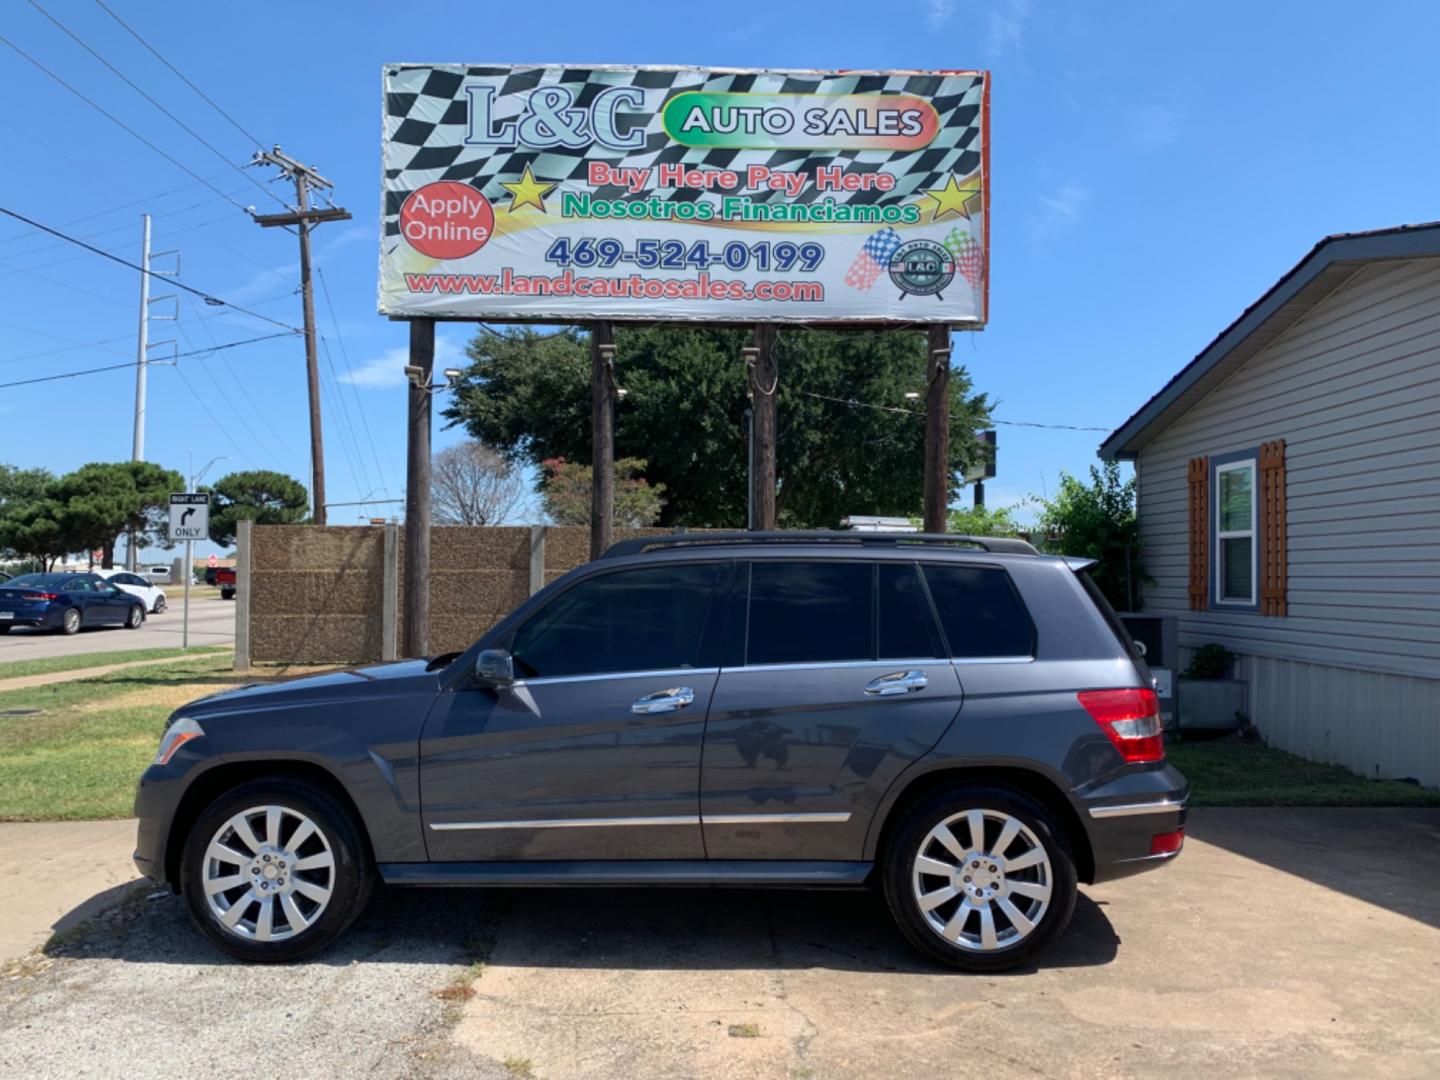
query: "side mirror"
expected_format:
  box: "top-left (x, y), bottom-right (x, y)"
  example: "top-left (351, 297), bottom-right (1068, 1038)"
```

top-left (475, 648), bottom-right (515, 685)
top-left (1133, 639), bottom-right (1148, 658)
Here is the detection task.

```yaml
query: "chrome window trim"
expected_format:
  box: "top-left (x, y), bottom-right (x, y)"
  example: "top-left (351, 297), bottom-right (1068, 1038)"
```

top-left (951, 655), bottom-right (1035, 666)
top-left (721, 658), bottom-right (948, 674)
top-left (1087, 799), bottom-right (1186, 819)
top-left (514, 667), bottom-right (719, 688)
top-left (429, 811), bottom-right (852, 832)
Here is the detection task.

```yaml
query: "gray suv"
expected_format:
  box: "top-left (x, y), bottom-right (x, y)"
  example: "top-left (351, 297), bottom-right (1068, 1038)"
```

top-left (134, 533), bottom-right (1187, 971)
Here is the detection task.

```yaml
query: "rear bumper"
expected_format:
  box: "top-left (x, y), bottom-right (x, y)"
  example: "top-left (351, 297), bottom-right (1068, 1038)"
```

top-left (0, 608), bottom-right (62, 628)
top-left (1081, 764), bottom-right (1189, 883)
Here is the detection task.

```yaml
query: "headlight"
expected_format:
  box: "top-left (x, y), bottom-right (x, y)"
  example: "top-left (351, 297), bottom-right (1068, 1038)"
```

top-left (154, 717), bottom-right (204, 765)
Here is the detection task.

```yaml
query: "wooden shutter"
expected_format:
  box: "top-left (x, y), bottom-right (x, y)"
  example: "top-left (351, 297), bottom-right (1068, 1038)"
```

top-left (1187, 456), bottom-right (1209, 611)
top-left (1260, 439), bottom-right (1288, 616)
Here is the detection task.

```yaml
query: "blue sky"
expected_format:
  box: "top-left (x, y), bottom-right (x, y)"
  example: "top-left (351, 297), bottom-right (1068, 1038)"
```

top-left (3, 0), bottom-right (1438, 559)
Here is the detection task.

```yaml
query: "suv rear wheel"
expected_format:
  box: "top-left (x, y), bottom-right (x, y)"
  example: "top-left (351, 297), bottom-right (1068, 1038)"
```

top-left (179, 778), bottom-right (374, 962)
top-left (883, 785), bottom-right (1077, 972)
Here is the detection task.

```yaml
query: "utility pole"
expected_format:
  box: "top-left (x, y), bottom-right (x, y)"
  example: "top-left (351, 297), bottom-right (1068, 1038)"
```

top-left (126, 215), bottom-right (178, 570)
top-left (745, 325), bottom-right (778, 531)
top-left (923, 325), bottom-right (953, 533)
top-left (589, 322), bottom-right (616, 559)
top-left (251, 146), bottom-right (352, 526)
top-left (403, 319), bottom-right (434, 658)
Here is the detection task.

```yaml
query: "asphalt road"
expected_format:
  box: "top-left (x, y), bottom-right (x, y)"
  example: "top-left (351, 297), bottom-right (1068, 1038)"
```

top-left (1, 808), bottom-right (1437, 1079)
top-left (0, 593), bottom-right (235, 663)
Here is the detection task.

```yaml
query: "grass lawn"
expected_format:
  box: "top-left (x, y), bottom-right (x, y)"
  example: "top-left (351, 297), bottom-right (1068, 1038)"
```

top-left (0, 653), bottom-right (246, 821)
top-left (1169, 736), bottom-right (1440, 808)
top-left (0, 645), bottom-right (230, 683)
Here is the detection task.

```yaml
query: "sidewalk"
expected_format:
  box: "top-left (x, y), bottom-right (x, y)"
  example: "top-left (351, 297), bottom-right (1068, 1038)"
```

top-left (0, 819), bottom-right (141, 964)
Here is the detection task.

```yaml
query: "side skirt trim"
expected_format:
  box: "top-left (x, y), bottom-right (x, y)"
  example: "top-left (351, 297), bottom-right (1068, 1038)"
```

top-left (378, 859), bottom-right (874, 888)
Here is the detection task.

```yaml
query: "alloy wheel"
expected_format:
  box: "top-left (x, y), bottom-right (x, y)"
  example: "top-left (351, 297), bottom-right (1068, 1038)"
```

top-left (128, 606), bottom-right (143, 627)
top-left (910, 808), bottom-right (1053, 952)
top-left (203, 805), bottom-right (336, 942)
top-left (153, 596), bottom-right (166, 613)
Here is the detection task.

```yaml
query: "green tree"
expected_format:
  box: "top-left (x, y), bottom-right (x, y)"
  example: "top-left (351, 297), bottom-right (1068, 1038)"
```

top-left (444, 325), bottom-right (991, 528)
top-left (205, 470), bottom-right (309, 546)
top-left (539, 457), bottom-right (665, 526)
top-left (1034, 461), bottom-right (1142, 610)
top-left (50, 461), bottom-right (184, 566)
top-left (945, 502), bottom-right (1027, 537)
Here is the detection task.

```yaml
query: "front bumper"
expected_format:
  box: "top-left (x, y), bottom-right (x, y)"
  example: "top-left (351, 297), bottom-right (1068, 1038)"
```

top-left (1081, 763), bottom-right (1189, 883)
top-left (132, 762), bottom-right (190, 887)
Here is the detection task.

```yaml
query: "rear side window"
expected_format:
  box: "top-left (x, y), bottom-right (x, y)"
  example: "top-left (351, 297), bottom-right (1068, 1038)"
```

top-left (747, 561), bottom-right (871, 665)
top-left (878, 563), bottom-right (945, 659)
top-left (511, 563), bottom-right (721, 679)
top-left (921, 564), bottom-right (1036, 659)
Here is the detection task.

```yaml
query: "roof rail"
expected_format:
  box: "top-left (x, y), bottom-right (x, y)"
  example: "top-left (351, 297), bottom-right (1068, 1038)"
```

top-left (600, 531), bottom-right (1040, 559)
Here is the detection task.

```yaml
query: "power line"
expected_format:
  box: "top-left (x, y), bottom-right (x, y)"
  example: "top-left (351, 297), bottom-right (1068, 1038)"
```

top-left (0, 205), bottom-right (302, 333)
top-left (171, 361), bottom-right (255, 468)
top-left (26, 1), bottom-right (284, 211)
top-left (794, 389), bottom-right (1111, 432)
top-left (0, 30), bottom-right (256, 219)
top-left (0, 332), bottom-right (298, 389)
top-left (94, 0), bottom-right (267, 153)
top-left (317, 265), bottom-right (395, 495)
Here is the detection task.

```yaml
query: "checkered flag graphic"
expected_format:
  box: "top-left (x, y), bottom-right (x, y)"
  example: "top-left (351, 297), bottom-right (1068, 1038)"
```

top-left (382, 66), bottom-right (986, 242)
top-left (943, 228), bottom-right (984, 287)
top-left (844, 227), bottom-right (902, 291)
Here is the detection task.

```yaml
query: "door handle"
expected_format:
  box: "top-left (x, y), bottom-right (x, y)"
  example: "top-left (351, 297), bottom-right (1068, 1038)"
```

top-left (863, 670), bottom-right (928, 696)
top-left (631, 686), bottom-right (696, 715)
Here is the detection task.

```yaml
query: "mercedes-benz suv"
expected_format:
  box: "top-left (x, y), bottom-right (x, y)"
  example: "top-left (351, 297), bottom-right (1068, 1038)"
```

top-left (134, 532), bottom-right (1187, 971)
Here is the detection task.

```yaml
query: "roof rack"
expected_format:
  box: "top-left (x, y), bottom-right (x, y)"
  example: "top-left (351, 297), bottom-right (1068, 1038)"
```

top-left (600, 531), bottom-right (1040, 559)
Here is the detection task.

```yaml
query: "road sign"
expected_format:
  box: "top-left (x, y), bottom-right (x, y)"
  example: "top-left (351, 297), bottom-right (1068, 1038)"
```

top-left (168, 493), bottom-right (210, 542)
top-left (208, 553), bottom-right (218, 568)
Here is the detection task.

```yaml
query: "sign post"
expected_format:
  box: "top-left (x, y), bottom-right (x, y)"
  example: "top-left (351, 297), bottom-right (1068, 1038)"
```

top-left (168, 493), bottom-right (210, 649)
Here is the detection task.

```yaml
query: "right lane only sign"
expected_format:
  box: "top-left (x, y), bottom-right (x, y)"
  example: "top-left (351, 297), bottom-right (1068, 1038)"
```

top-left (169, 492), bottom-right (210, 542)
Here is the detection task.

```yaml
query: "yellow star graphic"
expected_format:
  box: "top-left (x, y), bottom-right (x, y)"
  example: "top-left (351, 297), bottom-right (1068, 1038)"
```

top-left (500, 165), bottom-right (556, 214)
top-left (922, 174), bottom-right (983, 222)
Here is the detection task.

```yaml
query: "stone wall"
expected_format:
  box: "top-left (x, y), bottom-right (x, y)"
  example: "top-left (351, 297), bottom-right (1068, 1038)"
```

top-left (243, 524), bottom-right (678, 665)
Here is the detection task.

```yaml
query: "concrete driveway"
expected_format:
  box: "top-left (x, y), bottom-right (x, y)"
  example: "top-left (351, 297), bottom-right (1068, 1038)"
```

top-left (0, 593), bottom-right (234, 663)
top-left (2, 808), bottom-right (1437, 1079)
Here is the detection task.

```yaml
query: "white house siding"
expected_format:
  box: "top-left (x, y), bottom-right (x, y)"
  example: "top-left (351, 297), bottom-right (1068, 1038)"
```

top-left (1134, 257), bottom-right (1440, 787)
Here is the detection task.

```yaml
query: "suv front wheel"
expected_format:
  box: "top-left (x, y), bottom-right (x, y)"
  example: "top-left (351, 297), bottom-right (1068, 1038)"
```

top-left (180, 778), bottom-right (374, 962)
top-left (883, 785), bottom-right (1077, 972)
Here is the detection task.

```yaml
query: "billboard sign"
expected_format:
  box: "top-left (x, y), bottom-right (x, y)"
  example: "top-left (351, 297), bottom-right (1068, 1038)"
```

top-left (380, 65), bottom-right (988, 324)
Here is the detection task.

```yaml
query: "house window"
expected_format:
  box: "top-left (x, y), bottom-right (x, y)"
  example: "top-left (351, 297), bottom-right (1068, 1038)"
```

top-left (1215, 459), bottom-right (1256, 605)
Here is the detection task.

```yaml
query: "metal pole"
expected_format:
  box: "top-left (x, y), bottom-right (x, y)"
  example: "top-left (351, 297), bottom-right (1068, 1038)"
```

top-left (743, 407), bottom-right (754, 530)
top-left (589, 322), bottom-right (615, 559)
top-left (748, 326), bottom-right (778, 531)
top-left (923, 325), bottom-right (952, 533)
top-left (128, 214), bottom-right (151, 572)
top-left (182, 538), bottom-right (192, 648)
top-left (403, 318), bottom-right (434, 657)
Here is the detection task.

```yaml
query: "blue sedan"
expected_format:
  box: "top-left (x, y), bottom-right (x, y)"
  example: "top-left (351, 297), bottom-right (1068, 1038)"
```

top-left (0, 572), bottom-right (148, 635)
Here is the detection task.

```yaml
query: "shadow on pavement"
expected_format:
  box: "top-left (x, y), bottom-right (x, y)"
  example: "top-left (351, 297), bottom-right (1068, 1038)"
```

top-left (1187, 806), bottom-right (1440, 930)
top-left (44, 882), bottom-right (1118, 974)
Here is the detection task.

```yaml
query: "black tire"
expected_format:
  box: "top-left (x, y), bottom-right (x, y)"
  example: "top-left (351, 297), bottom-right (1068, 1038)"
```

top-left (0, 625), bottom-right (10, 634)
top-left (180, 777), bottom-right (375, 963)
top-left (220, 587), bottom-right (235, 600)
top-left (153, 595), bottom-right (167, 614)
top-left (882, 785), bottom-right (1078, 973)
top-left (125, 604), bottom-right (145, 629)
top-left (60, 607), bottom-right (81, 635)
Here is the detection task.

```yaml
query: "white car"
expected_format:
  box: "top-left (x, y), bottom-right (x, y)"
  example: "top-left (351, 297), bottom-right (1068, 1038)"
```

top-left (95, 569), bottom-right (168, 614)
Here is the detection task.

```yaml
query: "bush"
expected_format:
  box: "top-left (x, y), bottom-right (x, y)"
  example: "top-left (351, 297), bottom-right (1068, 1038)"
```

top-left (1183, 643), bottom-right (1236, 679)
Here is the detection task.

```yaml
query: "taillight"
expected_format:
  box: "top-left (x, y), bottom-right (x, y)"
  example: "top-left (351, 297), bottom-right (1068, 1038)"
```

top-left (1150, 828), bottom-right (1184, 856)
top-left (22, 592), bottom-right (59, 601)
top-left (1078, 688), bottom-right (1164, 763)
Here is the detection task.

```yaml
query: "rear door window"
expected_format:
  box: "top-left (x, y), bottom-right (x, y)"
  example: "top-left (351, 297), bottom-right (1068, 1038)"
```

top-left (921, 564), bottom-right (1036, 659)
top-left (878, 563), bottom-right (945, 660)
top-left (746, 561), bottom-right (872, 666)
